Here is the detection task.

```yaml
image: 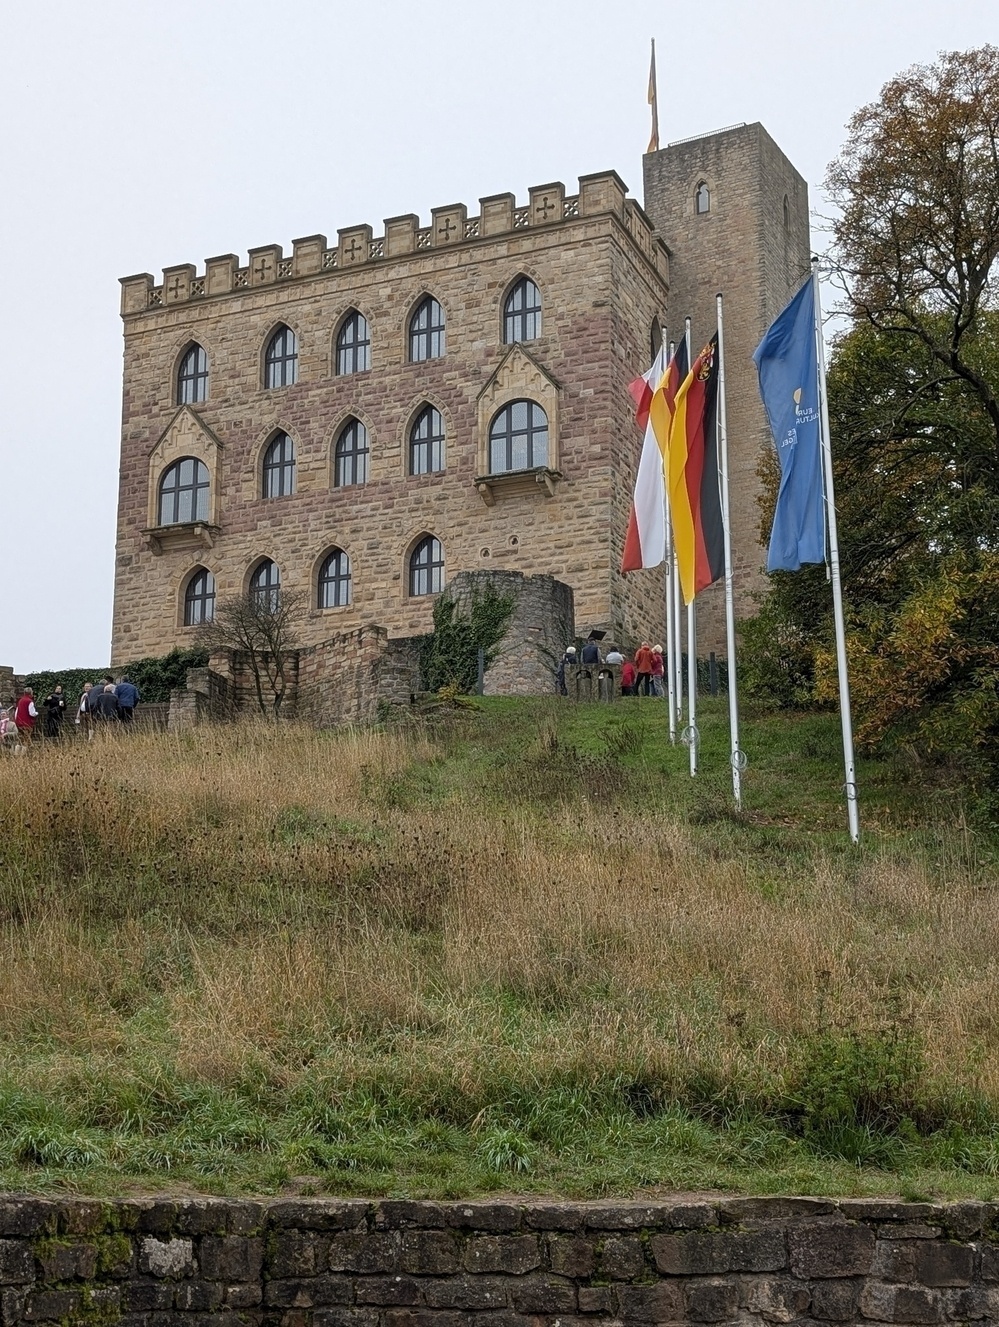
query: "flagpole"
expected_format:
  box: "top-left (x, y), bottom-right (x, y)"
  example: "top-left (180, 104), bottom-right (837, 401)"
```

top-left (664, 337), bottom-right (677, 743)
top-left (684, 317), bottom-right (697, 777)
top-left (715, 293), bottom-right (743, 809)
top-left (811, 258), bottom-right (860, 844)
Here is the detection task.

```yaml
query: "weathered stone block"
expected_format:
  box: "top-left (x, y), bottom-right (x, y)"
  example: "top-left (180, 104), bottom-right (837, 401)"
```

top-left (598, 1235), bottom-right (645, 1279)
top-left (328, 1231), bottom-right (400, 1273)
top-left (615, 1281), bottom-right (684, 1322)
top-left (549, 1235), bottom-right (596, 1278)
top-left (719, 1197), bottom-right (834, 1222)
top-left (508, 1273), bottom-right (577, 1313)
top-left (123, 1279), bottom-right (173, 1312)
top-left (942, 1201), bottom-right (989, 1241)
top-left (577, 1284), bottom-right (615, 1313)
top-left (266, 1229), bottom-right (327, 1277)
top-left (463, 1235), bottom-right (539, 1275)
top-left (311, 1311), bottom-right (380, 1327)
top-left (263, 1274), bottom-right (354, 1308)
top-left (808, 1277), bottom-right (859, 1321)
top-left (445, 1205), bottom-right (522, 1232)
top-left (139, 1236), bottom-right (195, 1278)
top-left (685, 1277), bottom-right (741, 1322)
top-left (199, 1234), bottom-right (264, 1281)
top-left (651, 1227), bottom-right (785, 1275)
top-left (873, 1239), bottom-right (917, 1282)
top-left (421, 1274), bottom-right (508, 1311)
top-left (23, 1289), bottom-right (80, 1321)
top-left (173, 1278), bottom-right (224, 1311)
top-left (786, 1220), bottom-right (875, 1278)
top-left (0, 1287), bottom-right (27, 1325)
top-left (859, 1280), bottom-right (944, 1323)
top-left (34, 1241), bottom-right (97, 1282)
top-left (522, 1203), bottom-right (586, 1231)
top-left (0, 1241), bottom-right (33, 1285)
top-left (376, 1202), bottom-right (448, 1230)
top-left (0, 1204), bottom-right (55, 1239)
top-left (744, 1275), bottom-right (811, 1322)
top-left (355, 1275), bottom-right (421, 1306)
top-left (269, 1201), bottom-right (370, 1231)
top-left (913, 1240), bottom-right (975, 1287)
top-left (400, 1230), bottom-right (461, 1274)
top-left (981, 1242), bottom-right (999, 1280)
top-left (225, 1281), bottom-right (263, 1308)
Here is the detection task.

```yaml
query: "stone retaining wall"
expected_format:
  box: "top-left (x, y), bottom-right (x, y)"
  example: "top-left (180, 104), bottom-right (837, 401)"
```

top-left (2, 1196), bottom-right (999, 1325)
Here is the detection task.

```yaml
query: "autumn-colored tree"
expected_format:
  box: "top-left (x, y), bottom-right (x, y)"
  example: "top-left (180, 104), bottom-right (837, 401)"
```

top-left (826, 46), bottom-right (999, 444)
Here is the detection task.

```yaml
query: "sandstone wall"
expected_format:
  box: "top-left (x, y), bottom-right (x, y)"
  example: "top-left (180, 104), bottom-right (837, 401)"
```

top-left (1, 1195), bottom-right (998, 1326)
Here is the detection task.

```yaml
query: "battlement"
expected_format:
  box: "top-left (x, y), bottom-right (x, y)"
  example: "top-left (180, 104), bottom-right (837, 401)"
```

top-left (120, 171), bottom-right (668, 315)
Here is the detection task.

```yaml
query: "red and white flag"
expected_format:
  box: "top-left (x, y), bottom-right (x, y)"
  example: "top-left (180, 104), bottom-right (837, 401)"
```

top-left (621, 346), bottom-right (669, 571)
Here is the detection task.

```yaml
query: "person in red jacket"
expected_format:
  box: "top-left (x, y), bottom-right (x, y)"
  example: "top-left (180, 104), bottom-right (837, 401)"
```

top-left (620, 658), bottom-right (637, 696)
top-left (14, 688), bottom-right (38, 745)
top-left (634, 642), bottom-right (655, 696)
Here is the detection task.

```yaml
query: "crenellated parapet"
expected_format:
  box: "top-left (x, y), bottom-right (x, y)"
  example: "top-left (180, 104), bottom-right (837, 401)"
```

top-left (120, 171), bottom-right (669, 315)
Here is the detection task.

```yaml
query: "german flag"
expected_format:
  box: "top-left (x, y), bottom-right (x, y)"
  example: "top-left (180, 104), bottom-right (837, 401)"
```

top-left (669, 335), bottom-right (724, 605)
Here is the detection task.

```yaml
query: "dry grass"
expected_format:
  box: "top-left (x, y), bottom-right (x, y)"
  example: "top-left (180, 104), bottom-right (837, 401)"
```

top-left (0, 707), bottom-right (997, 1195)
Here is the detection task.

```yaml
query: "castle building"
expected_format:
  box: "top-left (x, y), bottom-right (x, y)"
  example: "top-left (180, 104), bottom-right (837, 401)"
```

top-left (111, 124), bottom-right (809, 669)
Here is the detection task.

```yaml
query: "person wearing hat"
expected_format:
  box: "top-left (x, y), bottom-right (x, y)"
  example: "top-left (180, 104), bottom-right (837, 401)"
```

top-left (556, 645), bottom-right (576, 696)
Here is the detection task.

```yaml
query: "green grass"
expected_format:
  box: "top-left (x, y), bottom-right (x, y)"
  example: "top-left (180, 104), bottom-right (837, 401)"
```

top-left (0, 697), bottom-right (997, 1198)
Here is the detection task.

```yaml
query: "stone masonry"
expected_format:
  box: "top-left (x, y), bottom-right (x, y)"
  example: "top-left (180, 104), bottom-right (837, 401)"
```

top-left (112, 124), bottom-right (812, 678)
top-left (2, 1195), bottom-right (999, 1326)
top-left (112, 174), bottom-right (671, 668)
top-left (643, 124), bottom-right (812, 653)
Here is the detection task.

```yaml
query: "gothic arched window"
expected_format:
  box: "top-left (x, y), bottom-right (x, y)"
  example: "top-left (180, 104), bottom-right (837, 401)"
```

top-left (409, 536), bottom-right (444, 597)
top-left (177, 343), bottom-right (209, 404)
top-left (336, 310), bottom-right (371, 375)
top-left (250, 558), bottom-right (280, 610)
top-left (263, 432), bottom-right (296, 498)
top-left (409, 297), bottom-right (445, 362)
top-left (334, 419), bottom-right (369, 487)
top-left (158, 457), bottom-right (210, 526)
top-left (184, 567), bottom-right (215, 625)
top-left (409, 406), bottom-right (445, 475)
top-left (489, 400), bottom-right (549, 474)
top-left (318, 548), bottom-right (352, 608)
top-left (503, 278), bottom-right (542, 343)
top-left (695, 182), bottom-right (710, 215)
top-left (264, 325), bottom-right (298, 388)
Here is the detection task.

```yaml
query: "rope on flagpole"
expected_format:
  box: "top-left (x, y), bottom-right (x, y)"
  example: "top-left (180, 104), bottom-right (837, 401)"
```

top-left (715, 292), bottom-right (744, 810)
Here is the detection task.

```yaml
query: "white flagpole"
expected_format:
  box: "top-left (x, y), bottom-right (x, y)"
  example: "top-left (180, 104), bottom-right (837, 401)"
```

top-left (715, 294), bottom-right (743, 809)
top-left (664, 337), bottom-right (677, 743)
top-left (812, 259), bottom-right (860, 844)
top-left (684, 317), bottom-right (697, 777)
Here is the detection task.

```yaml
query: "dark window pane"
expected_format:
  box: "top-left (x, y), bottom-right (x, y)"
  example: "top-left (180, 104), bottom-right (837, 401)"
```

top-left (488, 400), bottom-right (549, 474)
top-left (503, 278), bottom-right (542, 343)
top-left (319, 548), bottom-right (352, 608)
top-left (336, 311), bottom-right (371, 375)
top-left (184, 568), bottom-right (215, 625)
top-left (263, 432), bottom-right (296, 498)
top-left (334, 420), bottom-right (369, 487)
top-left (409, 297), bottom-right (445, 362)
top-left (409, 406), bottom-right (445, 475)
top-left (158, 456), bottom-right (210, 526)
top-left (265, 325), bottom-right (298, 388)
top-left (250, 558), bottom-right (280, 611)
top-left (178, 343), bottom-right (209, 404)
top-left (409, 535), bottom-right (444, 597)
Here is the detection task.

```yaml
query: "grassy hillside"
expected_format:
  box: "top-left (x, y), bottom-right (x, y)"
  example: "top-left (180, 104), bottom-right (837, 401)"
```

top-left (1, 696), bottom-right (998, 1198)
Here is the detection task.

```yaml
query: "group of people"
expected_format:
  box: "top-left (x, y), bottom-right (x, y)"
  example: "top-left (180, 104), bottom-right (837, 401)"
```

top-left (556, 640), bottom-right (666, 698)
top-left (0, 676), bottom-right (140, 750)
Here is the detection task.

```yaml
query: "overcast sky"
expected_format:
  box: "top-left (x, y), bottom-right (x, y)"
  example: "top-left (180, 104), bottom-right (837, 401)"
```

top-left (1, 0), bottom-right (994, 672)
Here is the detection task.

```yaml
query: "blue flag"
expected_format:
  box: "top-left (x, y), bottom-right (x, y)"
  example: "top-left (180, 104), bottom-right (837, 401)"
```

top-left (753, 278), bottom-right (826, 572)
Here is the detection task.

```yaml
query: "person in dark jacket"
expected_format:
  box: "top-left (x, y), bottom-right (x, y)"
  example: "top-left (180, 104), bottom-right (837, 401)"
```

top-left (90, 684), bottom-right (120, 725)
top-left (115, 676), bottom-right (139, 722)
top-left (42, 686), bottom-right (66, 739)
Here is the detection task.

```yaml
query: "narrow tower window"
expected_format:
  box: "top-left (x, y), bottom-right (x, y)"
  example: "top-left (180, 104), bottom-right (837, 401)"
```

top-left (503, 278), bottom-right (542, 343)
top-left (262, 432), bottom-right (296, 498)
top-left (409, 406), bottom-right (445, 475)
top-left (177, 344), bottom-right (208, 404)
top-left (409, 536), bottom-right (444, 596)
top-left (264, 325), bottom-right (298, 388)
top-left (318, 549), bottom-right (352, 608)
top-left (184, 568), bottom-right (215, 625)
top-left (695, 182), bottom-right (710, 215)
top-left (334, 419), bottom-right (369, 487)
top-left (336, 311), bottom-right (371, 375)
top-left (409, 297), bottom-right (446, 362)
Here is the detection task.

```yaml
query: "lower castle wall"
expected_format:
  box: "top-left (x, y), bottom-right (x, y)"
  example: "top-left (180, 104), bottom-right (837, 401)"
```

top-left (0, 1196), bottom-right (997, 1326)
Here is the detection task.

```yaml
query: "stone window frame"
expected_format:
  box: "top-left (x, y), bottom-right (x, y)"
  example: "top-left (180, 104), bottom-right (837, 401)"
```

top-left (261, 322), bottom-right (300, 390)
top-left (181, 565), bottom-right (216, 628)
top-left (315, 545), bottom-right (353, 611)
top-left (246, 556), bottom-right (281, 610)
top-left (158, 456), bottom-right (211, 526)
top-left (175, 341), bottom-right (209, 405)
top-left (406, 532), bottom-right (445, 598)
top-left (408, 402), bottom-right (446, 477)
top-left (487, 400), bottom-right (550, 474)
top-left (145, 407), bottom-right (223, 534)
top-left (501, 274), bottom-right (543, 345)
top-left (334, 308), bottom-right (372, 376)
top-left (695, 180), bottom-right (711, 215)
top-left (407, 293), bottom-right (447, 363)
top-left (475, 343), bottom-right (561, 480)
top-left (261, 429), bottom-right (297, 500)
top-left (332, 416), bottom-right (371, 489)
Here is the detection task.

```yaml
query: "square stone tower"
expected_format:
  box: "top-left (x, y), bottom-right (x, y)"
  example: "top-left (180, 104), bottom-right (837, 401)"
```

top-left (643, 123), bottom-right (812, 652)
